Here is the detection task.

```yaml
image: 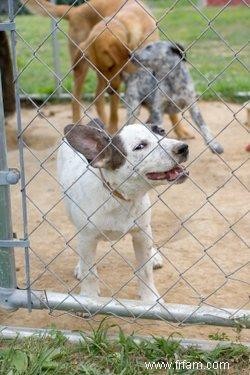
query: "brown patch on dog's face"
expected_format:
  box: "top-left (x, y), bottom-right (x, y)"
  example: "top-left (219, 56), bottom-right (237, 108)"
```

top-left (106, 135), bottom-right (127, 170)
top-left (64, 124), bottom-right (126, 170)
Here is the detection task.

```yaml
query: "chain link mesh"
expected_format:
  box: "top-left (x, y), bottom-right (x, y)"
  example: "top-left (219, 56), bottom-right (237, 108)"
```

top-left (2, 0), bottom-right (249, 339)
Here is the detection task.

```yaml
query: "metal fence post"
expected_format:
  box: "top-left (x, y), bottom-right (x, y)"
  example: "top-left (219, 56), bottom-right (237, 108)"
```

top-left (0, 71), bottom-right (17, 311)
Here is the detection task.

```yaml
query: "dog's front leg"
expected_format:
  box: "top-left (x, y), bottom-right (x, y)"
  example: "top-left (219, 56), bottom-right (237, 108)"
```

top-left (109, 91), bottom-right (120, 134)
top-left (169, 113), bottom-right (195, 140)
top-left (95, 74), bottom-right (108, 125)
top-left (132, 228), bottom-right (161, 303)
top-left (189, 104), bottom-right (224, 154)
top-left (124, 94), bottom-right (141, 125)
top-left (72, 61), bottom-right (89, 123)
top-left (108, 76), bottom-right (121, 134)
top-left (74, 232), bottom-right (99, 297)
top-left (145, 90), bottom-right (163, 125)
top-left (146, 104), bottom-right (163, 125)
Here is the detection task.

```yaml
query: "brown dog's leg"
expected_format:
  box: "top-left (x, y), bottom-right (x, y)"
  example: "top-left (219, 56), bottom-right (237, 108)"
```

top-left (108, 76), bottom-right (121, 134)
top-left (170, 113), bottom-right (194, 140)
top-left (95, 75), bottom-right (108, 125)
top-left (109, 92), bottom-right (120, 134)
top-left (72, 61), bottom-right (89, 123)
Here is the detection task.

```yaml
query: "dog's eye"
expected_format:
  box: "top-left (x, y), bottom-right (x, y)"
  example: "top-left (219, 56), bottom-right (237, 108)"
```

top-left (151, 125), bottom-right (166, 136)
top-left (133, 142), bottom-right (147, 151)
top-left (145, 45), bottom-right (151, 50)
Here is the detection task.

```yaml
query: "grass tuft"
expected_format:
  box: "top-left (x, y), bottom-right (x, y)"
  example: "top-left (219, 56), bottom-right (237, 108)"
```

top-left (0, 322), bottom-right (249, 374)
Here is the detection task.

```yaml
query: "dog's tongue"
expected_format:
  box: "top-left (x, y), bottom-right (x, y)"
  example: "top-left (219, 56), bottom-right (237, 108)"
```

top-left (146, 166), bottom-right (184, 181)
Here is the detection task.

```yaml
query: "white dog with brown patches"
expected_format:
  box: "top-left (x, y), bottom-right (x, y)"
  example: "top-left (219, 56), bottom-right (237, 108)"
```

top-left (57, 120), bottom-right (189, 302)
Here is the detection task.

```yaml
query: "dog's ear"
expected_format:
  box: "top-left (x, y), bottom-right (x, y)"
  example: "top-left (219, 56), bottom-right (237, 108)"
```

top-left (64, 124), bottom-right (110, 168)
top-left (170, 43), bottom-right (186, 61)
top-left (108, 42), bottom-right (130, 66)
top-left (86, 118), bottom-right (105, 130)
top-left (64, 124), bottom-right (126, 170)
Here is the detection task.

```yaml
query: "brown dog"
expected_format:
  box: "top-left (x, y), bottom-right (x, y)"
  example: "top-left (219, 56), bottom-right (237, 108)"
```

top-left (20, 0), bottom-right (130, 118)
top-left (21, 1), bottom-right (189, 137)
top-left (73, 1), bottom-right (159, 133)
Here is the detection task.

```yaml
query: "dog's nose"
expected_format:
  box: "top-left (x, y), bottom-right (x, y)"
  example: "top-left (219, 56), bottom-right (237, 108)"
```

top-left (130, 52), bottom-right (137, 61)
top-left (173, 143), bottom-right (189, 156)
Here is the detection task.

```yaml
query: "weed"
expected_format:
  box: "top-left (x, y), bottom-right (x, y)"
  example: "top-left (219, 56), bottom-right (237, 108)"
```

top-left (208, 331), bottom-right (230, 341)
top-left (0, 322), bottom-right (249, 374)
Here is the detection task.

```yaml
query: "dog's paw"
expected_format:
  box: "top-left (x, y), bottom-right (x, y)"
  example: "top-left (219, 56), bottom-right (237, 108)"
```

top-left (80, 288), bottom-right (100, 298)
top-left (175, 126), bottom-right (195, 140)
top-left (141, 293), bottom-right (164, 305)
top-left (151, 249), bottom-right (163, 270)
top-left (74, 262), bottom-right (82, 280)
top-left (208, 140), bottom-right (224, 154)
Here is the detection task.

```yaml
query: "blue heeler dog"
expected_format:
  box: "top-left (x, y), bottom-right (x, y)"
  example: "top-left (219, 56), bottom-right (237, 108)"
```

top-left (123, 41), bottom-right (224, 154)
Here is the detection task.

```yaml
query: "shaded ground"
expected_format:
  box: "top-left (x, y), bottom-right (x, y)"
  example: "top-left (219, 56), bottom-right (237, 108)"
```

top-left (2, 100), bottom-right (250, 342)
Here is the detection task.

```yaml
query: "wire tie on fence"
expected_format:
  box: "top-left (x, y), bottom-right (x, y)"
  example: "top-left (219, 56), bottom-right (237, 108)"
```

top-left (0, 239), bottom-right (29, 248)
top-left (0, 22), bottom-right (15, 32)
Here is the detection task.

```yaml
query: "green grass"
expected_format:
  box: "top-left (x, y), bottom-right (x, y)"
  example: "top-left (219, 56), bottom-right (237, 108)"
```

top-left (0, 323), bottom-right (249, 374)
top-left (14, 2), bottom-right (249, 102)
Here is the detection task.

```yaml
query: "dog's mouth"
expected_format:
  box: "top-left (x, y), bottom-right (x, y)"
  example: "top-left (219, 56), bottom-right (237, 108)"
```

top-left (146, 165), bottom-right (188, 182)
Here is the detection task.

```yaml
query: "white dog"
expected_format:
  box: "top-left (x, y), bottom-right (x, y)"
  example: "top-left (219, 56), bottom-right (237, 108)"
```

top-left (57, 119), bottom-right (189, 302)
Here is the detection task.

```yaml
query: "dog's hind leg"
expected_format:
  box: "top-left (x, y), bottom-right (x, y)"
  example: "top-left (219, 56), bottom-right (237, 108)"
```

top-left (189, 104), bottom-right (224, 154)
top-left (170, 113), bottom-right (195, 140)
top-left (132, 227), bottom-right (161, 303)
top-left (74, 231), bottom-right (100, 297)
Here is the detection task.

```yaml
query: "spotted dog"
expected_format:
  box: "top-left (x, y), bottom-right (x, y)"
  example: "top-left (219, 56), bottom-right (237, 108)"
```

top-left (57, 119), bottom-right (189, 302)
top-left (123, 41), bottom-right (223, 154)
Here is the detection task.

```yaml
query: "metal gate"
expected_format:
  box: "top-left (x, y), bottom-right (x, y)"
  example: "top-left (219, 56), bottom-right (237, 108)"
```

top-left (0, 0), bottom-right (249, 342)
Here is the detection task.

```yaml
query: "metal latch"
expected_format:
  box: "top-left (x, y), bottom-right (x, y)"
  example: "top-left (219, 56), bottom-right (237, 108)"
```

top-left (0, 22), bottom-right (16, 32)
top-left (0, 239), bottom-right (29, 248)
top-left (0, 169), bottom-right (20, 185)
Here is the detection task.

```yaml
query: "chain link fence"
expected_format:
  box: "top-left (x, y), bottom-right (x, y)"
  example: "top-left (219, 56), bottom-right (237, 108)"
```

top-left (0, 0), bottom-right (249, 342)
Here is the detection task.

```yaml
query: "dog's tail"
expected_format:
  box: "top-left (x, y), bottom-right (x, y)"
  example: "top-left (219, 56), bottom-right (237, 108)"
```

top-left (20, 0), bottom-right (71, 20)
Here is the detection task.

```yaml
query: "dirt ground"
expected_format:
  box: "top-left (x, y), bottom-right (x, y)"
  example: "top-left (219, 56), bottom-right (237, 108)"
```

top-left (1, 101), bottom-right (249, 342)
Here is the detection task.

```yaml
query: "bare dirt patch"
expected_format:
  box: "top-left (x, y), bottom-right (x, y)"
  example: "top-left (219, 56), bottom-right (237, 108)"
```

top-left (2, 101), bottom-right (249, 342)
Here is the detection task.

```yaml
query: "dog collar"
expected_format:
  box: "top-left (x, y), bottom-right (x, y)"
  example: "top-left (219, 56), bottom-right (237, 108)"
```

top-left (98, 168), bottom-right (131, 202)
